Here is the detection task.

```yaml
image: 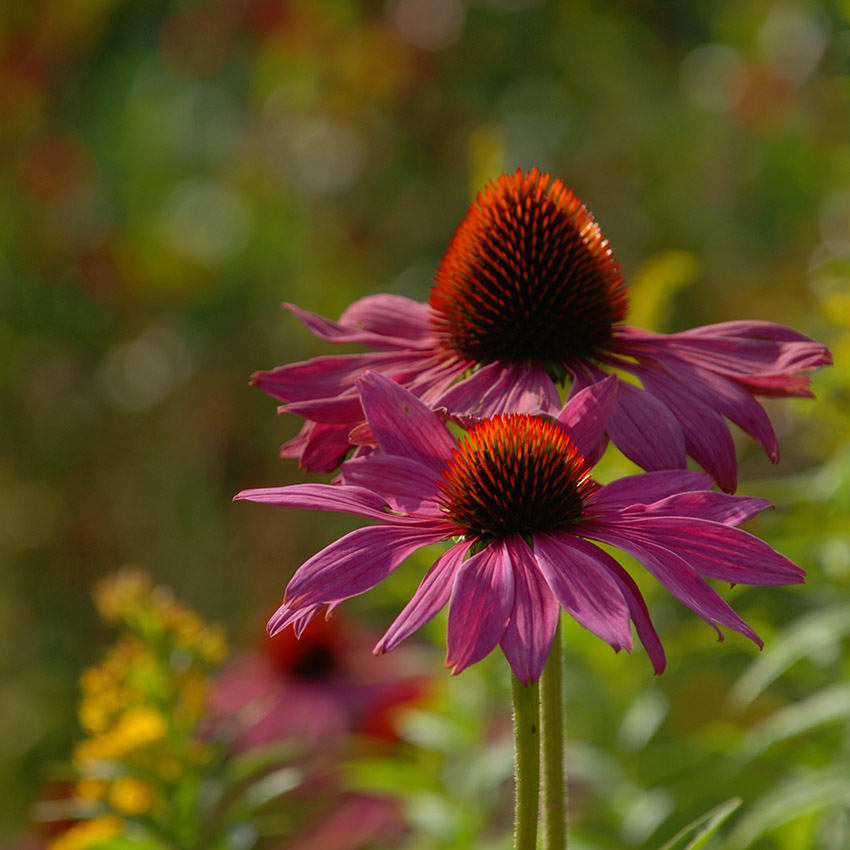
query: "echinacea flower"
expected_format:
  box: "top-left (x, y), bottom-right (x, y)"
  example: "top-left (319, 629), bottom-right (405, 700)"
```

top-left (253, 169), bottom-right (830, 491)
top-left (236, 372), bottom-right (804, 684)
top-left (208, 612), bottom-right (429, 750)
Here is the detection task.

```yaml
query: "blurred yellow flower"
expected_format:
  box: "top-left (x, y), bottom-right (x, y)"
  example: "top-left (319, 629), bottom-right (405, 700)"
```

top-left (47, 816), bottom-right (122, 850)
top-left (108, 776), bottom-right (155, 815)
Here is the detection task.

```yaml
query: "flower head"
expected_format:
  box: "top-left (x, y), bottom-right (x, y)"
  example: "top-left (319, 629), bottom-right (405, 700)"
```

top-left (253, 169), bottom-right (830, 490)
top-left (430, 170), bottom-right (628, 370)
top-left (208, 612), bottom-right (429, 749)
top-left (236, 372), bottom-right (804, 684)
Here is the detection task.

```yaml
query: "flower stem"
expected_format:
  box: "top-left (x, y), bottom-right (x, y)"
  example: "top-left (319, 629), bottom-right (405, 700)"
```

top-left (540, 620), bottom-right (567, 849)
top-left (512, 674), bottom-right (540, 850)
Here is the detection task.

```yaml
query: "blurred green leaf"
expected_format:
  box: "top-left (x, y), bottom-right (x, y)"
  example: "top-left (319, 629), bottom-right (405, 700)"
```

top-left (730, 604), bottom-right (850, 706)
top-left (655, 798), bottom-right (742, 850)
top-left (741, 683), bottom-right (850, 757)
top-left (723, 768), bottom-right (850, 850)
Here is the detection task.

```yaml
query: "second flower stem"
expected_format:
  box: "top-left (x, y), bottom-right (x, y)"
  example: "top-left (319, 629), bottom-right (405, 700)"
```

top-left (512, 674), bottom-right (540, 850)
top-left (540, 620), bottom-right (567, 849)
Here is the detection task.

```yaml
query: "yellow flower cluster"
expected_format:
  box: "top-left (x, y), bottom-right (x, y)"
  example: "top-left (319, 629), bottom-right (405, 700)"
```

top-left (47, 816), bottom-right (122, 850)
top-left (48, 569), bottom-right (228, 849)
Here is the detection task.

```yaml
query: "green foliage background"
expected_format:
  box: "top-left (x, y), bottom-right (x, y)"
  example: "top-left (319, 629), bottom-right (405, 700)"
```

top-left (1, 0), bottom-right (848, 846)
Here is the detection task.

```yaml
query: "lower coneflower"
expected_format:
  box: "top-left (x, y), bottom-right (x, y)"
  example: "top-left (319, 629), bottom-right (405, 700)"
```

top-left (236, 372), bottom-right (804, 685)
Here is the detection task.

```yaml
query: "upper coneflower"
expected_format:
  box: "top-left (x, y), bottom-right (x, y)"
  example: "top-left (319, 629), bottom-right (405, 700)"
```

top-left (253, 169), bottom-right (831, 491)
top-left (236, 372), bottom-right (805, 684)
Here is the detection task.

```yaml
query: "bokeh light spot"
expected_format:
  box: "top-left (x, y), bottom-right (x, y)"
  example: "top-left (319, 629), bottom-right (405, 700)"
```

top-left (680, 44), bottom-right (745, 113)
top-left (160, 180), bottom-right (251, 266)
top-left (98, 325), bottom-right (194, 412)
top-left (386, 0), bottom-right (465, 51)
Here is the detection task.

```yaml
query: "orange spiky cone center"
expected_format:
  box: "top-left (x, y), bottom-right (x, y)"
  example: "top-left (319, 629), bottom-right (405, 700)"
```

top-left (437, 414), bottom-right (595, 539)
top-left (430, 169), bottom-right (628, 371)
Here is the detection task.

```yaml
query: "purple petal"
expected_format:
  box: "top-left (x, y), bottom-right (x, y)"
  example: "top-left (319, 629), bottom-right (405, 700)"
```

top-left (500, 536), bottom-right (561, 685)
top-left (593, 470), bottom-right (714, 512)
top-left (357, 371), bottom-right (457, 473)
top-left (661, 332), bottom-right (828, 380)
top-left (267, 602), bottom-right (324, 637)
top-left (285, 523), bottom-right (451, 608)
top-left (634, 364), bottom-right (738, 493)
top-left (532, 533), bottom-right (632, 652)
top-left (730, 373), bottom-right (816, 398)
top-left (579, 546), bottom-right (667, 674)
top-left (606, 380), bottom-right (688, 472)
top-left (339, 294), bottom-right (438, 348)
top-left (281, 421), bottom-right (353, 473)
top-left (234, 483), bottom-right (399, 522)
top-left (282, 393), bottom-right (364, 424)
top-left (446, 540), bottom-right (515, 675)
top-left (584, 525), bottom-right (763, 646)
top-left (619, 491), bottom-right (770, 526)
top-left (286, 298), bottom-right (435, 351)
top-left (340, 454), bottom-right (445, 515)
top-left (435, 360), bottom-right (562, 418)
top-left (404, 355), bottom-right (472, 404)
top-left (557, 375), bottom-right (618, 465)
top-left (677, 320), bottom-right (820, 343)
top-left (648, 358), bottom-right (780, 462)
top-left (251, 351), bottom-right (430, 403)
top-left (606, 517), bottom-right (805, 586)
top-left (375, 539), bottom-right (473, 654)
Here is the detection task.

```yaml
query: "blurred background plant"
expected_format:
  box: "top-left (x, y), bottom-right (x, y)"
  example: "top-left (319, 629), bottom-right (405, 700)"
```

top-left (1, 0), bottom-right (848, 847)
top-left (28, 570), bottom-right (442, 850)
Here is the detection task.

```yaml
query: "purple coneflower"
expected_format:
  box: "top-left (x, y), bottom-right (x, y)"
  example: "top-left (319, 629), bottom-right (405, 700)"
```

top-left (236, 372), bottom-right (804, 685)
top-left (254, 169), bottom-right (830, 490)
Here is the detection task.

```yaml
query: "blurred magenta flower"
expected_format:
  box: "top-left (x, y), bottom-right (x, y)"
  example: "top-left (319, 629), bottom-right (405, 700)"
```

top-left (236, 372), bottom-right (804, 684)
top-left (209, 611), bottom-right (429, 751)
top-left (254, 169), bottom-right (830, 490)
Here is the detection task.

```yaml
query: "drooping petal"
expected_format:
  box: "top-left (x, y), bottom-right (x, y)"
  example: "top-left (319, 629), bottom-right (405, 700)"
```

top-left (285, 524), bottom-right (451, 609)
top-left (620, 322), bottom-right (831, 378)
top-left (556, 374), bottom-right (618, 465)
top-left (633, 363), bottom-right (738, 493)
top-left (678, 320), bottom-right (821, 343)
top-left (532, 532), bottom-right (632, 652)
top-left (445, 540), bottom-right (515, 675)
top-left (592, 470), bottom-right (714, 512)
top-left (282, 393), bottom-right (364, 424)
top-left (578, 544), bottom-right (667, 674)
top-left (605, 517), bottom-right (805, 586)
top-left (286, 298), bottom-right (435, 350)
top-left (375, 539), bottom-right (473, 654)
top-left (357, 371), bottom-right (457, 473)
top-left (730, 373), bottom-right (816, 398)
top-left (647, 358), bottom-right (780, 462)
top-left (267, 601), bottom-right (325, 637)
top-left (618, 491), bottom-right (770, 526)
top-left (500, 536), bottom-right (561, 685)
top-left (252, 351), bottom-right (431, 403)
top-left (234, 483), bottom-right (400, 522)
top-left (435, 360), bottom-right (563, 418)
top-left (281, 421), bottom-right (354, 473)
top-left (583, 525), bottom-right (762, 646)
top-left (339, 294), bottom-right (439, 346)
top-left (606, 380), bottom-right (688, 472)
top-left (340, 454), bottom-right (445, 515)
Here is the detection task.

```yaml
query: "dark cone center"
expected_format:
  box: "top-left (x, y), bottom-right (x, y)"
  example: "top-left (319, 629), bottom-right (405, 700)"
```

top-left (430, 169), bottom-right (628, 370)
top-left (437, 414), bottom-right (595, 539)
